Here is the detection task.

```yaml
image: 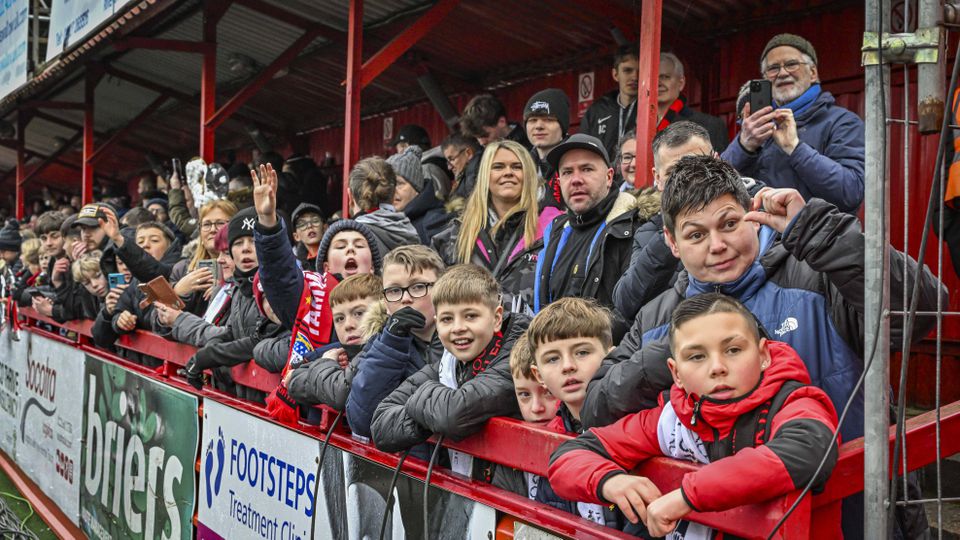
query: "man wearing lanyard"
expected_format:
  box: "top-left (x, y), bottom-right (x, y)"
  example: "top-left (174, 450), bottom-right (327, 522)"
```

top-left (533, 133), bottom-right (642, 340)
top-left (580, 44), bottom-right (639, 160)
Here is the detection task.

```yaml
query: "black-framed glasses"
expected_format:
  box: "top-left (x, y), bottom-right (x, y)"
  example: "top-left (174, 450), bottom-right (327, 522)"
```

top-left (295, 218), bottom-right (323, 230)
top-left (200, 220), bottom-right (229, 232)
top-left (445, 148), bottom-right (466, 166)
top-left (763, 60), bottom-right (808, 79)
top-left (383, 282), bottom-right (434, 302)
top-left (620, 153), bottom-right (636, 165)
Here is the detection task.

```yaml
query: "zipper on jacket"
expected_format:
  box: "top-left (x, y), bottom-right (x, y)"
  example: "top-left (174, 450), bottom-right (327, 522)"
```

top-left (691, 395), bottom-right (706, 426)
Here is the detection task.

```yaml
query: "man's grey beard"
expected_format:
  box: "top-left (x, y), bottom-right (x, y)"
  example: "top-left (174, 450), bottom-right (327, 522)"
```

top-left (772, 79), bottom-right (807, 105)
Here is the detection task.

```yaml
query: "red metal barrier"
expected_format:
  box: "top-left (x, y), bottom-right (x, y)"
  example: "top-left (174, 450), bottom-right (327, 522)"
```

top-left (23, 308), bottom-right (960, 538)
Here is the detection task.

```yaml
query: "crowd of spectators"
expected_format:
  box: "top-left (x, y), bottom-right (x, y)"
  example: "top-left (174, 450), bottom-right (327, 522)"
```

top-left (0, 35), bottom-right (942, 538)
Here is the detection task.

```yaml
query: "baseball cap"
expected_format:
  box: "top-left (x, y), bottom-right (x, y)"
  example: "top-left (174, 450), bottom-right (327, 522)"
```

top-left (389, 124), bottom-right (431, 147)
top-left (73, 203), bottom-right (116, 227)
top-left (545, 133), bottom-right (611, 171)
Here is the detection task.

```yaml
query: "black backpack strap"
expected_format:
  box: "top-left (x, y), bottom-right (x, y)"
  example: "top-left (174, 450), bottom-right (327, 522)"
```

top-left (731, 380), bottom-right (807, 454)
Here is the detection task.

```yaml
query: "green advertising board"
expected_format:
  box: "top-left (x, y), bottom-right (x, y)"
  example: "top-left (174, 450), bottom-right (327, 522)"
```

top-left (80, 355), bottom-right (199, 540)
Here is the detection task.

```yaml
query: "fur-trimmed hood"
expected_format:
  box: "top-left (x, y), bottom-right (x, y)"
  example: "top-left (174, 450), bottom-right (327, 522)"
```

top-left (360, 299), bottom-right (389, 342)
top-left (633, 187), bottom-right (661, 223)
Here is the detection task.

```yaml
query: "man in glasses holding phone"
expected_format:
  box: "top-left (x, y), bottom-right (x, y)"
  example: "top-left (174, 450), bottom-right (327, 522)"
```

top-left (722, 33), bottom-right (865, 213)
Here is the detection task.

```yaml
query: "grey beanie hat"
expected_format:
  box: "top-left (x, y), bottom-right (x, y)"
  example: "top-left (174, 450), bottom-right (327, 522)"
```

top-left (761, 33), bottom-right (818, 66)
top-left (386, 146), bottom-right (425, 193)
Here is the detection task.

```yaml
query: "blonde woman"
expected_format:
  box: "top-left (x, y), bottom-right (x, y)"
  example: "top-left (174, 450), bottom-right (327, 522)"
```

top-left (170, 199), bottom-right (238, 312)
top-left (432, 140), bottom-right (562, 313)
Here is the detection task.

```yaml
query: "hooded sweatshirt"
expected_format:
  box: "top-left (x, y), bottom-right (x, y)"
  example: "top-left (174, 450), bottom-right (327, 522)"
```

top-left (354, 204), bottom-right (421, 252)
top-left (549, 341), bottom-right (840, 538)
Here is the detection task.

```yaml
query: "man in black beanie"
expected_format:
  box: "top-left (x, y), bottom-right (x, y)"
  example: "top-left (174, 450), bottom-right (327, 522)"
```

top-left (0, 219), bottom-right (22, 268)
top-left (524, 88), bottom-right (570, 182)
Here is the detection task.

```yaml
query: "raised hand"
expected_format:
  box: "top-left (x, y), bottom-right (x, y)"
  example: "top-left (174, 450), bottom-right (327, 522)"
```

top-left (105, 284), bottom-right (127, 315)
top-left (744, 187), bottom-right (807, 234)
top-left (251, 164), bottom-right (278, 228)
top-left (173, 267), bottom-right (214, 297)
top-left (99, 207), bottom-right (124, 246)
top-left (738, 104), bottom-right (777, 152)
top-left (50, 257), bottom-right (71, 289)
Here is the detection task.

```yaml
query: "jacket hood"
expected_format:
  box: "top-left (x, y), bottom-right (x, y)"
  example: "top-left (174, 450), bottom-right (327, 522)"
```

top-left (360, 299), bottom-right (389, 342)
top-left (667, 340), bottom-right (812, 441)
top-left (633, 188), bottom-right (661, 222)
top-left (355, 207), bottom-right (421, 245)
top-left (402, 182), bottom-right (445, 220)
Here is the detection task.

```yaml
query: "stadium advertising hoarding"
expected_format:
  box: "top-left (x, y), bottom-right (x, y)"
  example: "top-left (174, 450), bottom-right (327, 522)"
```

top-left (80, 355), bottom-right (199, 539)
top-left (0, 0), bottom-right (29, 100)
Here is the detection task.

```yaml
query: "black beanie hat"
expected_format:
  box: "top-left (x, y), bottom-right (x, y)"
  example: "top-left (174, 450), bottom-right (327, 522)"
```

top-left (0, 219), bottom-right (21, 252)
top-left (316, 219), bottom-right (382, 274)
top-left (227, 207), bottom-right (258, 250)
top-left (523, 88), bottom-right (571, 135)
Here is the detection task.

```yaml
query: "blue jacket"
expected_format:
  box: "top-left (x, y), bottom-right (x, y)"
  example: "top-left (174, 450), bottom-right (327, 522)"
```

top-left (346, 329), bottom-right (443, 439)
top-left (582, 199), bottom-right (945, 443)
top-left (253, 218), bottom-right (306, 332)
top-left (721, 90), bottom-right (865, 213)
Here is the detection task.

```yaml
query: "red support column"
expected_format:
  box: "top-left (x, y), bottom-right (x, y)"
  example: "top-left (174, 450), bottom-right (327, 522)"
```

top-left (15, 112), bottom-right (26, 220)
top-left (200, 2), bottom-right (227, 163)
top-left (342, 0), bottom-right (363, 218)
top-left (82, 68), bottom-right (103, 205)
top-left (634, 0), bottom-right (662, 188)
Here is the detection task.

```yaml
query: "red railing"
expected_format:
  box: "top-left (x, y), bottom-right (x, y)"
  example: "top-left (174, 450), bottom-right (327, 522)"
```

top-left (17, 307), bottom-right (960, 538)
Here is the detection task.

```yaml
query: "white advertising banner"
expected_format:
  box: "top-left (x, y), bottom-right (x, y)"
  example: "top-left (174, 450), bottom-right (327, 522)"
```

top-left (0, 327), bottom-right (26, 456)
top-left (45, 0), bottom-right (134, 62)
top-left (16, 334), bottom-right (84, 524)
top-left (198, 400), bottom-right (497, 540)
top-left (0, 0), bottom-right (29, 100)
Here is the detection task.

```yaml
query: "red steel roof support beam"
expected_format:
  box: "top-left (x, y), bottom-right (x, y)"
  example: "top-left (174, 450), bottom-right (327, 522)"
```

top-left (634, 0), bottom-right (661, 187)
top-left (15, 112), bottom-right (26, 220)
top-left (113, 37), bottom-right (215, 54)
top-left (21, 100), bottom-right (85, 110)
top-left (206, 26), bottom-right (325, 130)
top-left (358, 0), bottom-right (459, 90)
top-left (90, 94), bottom-right (171, 165)
top-left (199, 2), bottom-right (228, 163)
top-left (82, 68), bottom-right (104, 205)
top-left (343, 0), bottom-right (363, 218)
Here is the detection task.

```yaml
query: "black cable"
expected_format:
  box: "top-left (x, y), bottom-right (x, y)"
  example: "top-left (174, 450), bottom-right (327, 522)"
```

top-left (888, 35), bottom-right (960, 538)
top-left (423, 435), bottom-right (445, 540)
top-left (767, 4), bottom-right (895, 536)
top-left (378, 448), bottom-right (413, 540)
top-left (309, 409), bottom-right (343, 540)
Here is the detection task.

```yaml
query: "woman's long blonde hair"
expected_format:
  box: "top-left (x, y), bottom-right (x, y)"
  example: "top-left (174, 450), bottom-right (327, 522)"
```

top-left (188, 199), bottom-right (238, 270)
top-left (455, 140), bottom-right (540, 264)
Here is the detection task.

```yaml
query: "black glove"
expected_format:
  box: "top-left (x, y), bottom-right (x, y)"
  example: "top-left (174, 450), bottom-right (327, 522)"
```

top-left (180, 356), bottom-right (206, 390)
top-left (384, 306), bottom-right (426, 337)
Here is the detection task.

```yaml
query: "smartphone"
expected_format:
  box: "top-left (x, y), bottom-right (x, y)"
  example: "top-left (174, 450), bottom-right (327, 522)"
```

top-left (197, 259), bottom-right (220, 282)
top-left (749, 79), bottom-right (773, 115)
top-left (108, 273), bottom-right (128, 289)
top-left (171, 158), bottom-right (184, 181)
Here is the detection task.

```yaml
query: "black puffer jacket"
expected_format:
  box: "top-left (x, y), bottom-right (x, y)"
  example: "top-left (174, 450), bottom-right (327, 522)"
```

top-left (402, 184), bottom-right (452, 245)
top-left (370, 312), bottom-right (529, 453)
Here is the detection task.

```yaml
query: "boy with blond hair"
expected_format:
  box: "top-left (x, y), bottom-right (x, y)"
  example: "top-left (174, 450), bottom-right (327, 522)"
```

top-left (285, 273), bottom-right (383, 411)
top-left (371, 264), bottom-right (529, 482)
top-left (550, 293), bottom-right (839, 538)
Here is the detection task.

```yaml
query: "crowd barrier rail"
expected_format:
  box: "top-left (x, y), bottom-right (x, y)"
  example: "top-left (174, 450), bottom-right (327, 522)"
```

top-left (7, 307), bottom-right (959, 539)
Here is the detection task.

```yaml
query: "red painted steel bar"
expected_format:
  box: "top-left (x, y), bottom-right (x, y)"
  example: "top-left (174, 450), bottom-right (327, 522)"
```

top-left (634, 0), bottom-right (662, 187)
top-left (199, 1), bottom-right (228, 163)
top-left (207, 26), bottom-right (324, 130)
top-left (82, 68), bottom-right (102, 204)
top-left (15, 111), bottom-right (25, 220)
top-left (358, 0), bottom-right (460, 90)
top-left (342, 0), bottom-right (363, 218)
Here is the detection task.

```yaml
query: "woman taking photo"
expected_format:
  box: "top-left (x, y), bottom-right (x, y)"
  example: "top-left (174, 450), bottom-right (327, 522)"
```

top-left (433, 140), bottom-right (561, 313)
top-left (170, 199), bottom-right (238, 313)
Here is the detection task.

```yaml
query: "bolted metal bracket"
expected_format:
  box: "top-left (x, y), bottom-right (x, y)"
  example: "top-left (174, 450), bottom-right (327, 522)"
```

top-left (862, 26), bottom-right (941, 66)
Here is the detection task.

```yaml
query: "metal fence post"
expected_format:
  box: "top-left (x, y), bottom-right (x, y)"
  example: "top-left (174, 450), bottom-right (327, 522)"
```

top-left (863, 0), bottom-right (891, 536)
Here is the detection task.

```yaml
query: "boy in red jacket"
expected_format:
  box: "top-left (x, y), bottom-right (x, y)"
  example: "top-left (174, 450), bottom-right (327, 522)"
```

top-left (548, 293), bottom-right (839, 538)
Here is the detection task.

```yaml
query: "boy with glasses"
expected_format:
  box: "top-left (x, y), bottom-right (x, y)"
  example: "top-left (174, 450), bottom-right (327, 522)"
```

top-left (290, 203), bottom-right (326, 269)
top-left (721, 33), bottom-right (865, 212)
top-left (345, 245), bottom-right (445, 439)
